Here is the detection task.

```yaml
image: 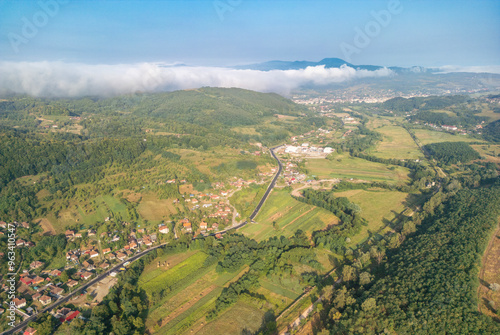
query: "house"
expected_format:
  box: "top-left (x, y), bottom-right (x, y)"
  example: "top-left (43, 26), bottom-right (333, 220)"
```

top-left (39, 295), bottom-right (52, 305)
top-left (129, 242), bottom-right (138, 249)
top-left (70, 255), bottom-right (79, 263)
top-left (61, 310), bottom-right (80, 323)
top-left (200, 221), bottom-right (208, 230)
top-left (100, 262), bottom-right (110, 270)
top-left (20, 276), bottom-right (33, 285)
top-left (143, 238), bottom-right (153, 246)
top-left (150, 233), bottom-right (157, 242)
top-left (82, 261), bottom-right (95, 271)
top-left (87, 229), bottom-right (96, 236)
top-left (51, 286), bottom-right (64, 297)
top-left (21, 222), bottom-right (30, 229)
top-left (32, 276), bottom-right (45, 285)
top-left (0, 221), bottom-right (6, 228)
top-left (212, 223), bottom-right (219, 231)
top-left (107, 252), bottom-right (116, 260)
top-left (215, 233), bottom-right (223, 239)
top-left (89, 250), bottom-right (99, 258)
top-left (81, 272), bottom-right (93, 280)
top-left (74, 233), bottom-right (82, 238)
top-left (65, 230), bottom-right (75, 238)
top-left (102, 248), bottom-right (111, 254)
top-left (26, 241), bottom-right (35, 247)
top-left (159, 225), bottom-right (170, 234)
top-left (116, 252), bottom-right (127, 261)
top-left (137, 228), bottom-right (145, 233)
top-left (13, 298), bottom-right (26, 308)
top-left (30, 261), bottom-right (44, 270)
top-left (16, 239), bottom-right (25, 247)
top-left (67, 280), bottom-right (78, 288)
top-left (32, 292), bottom-right (42, 301)
top-left (55, 307), bottom-right (71, 319)
top-left (49, 269), bottom-right (61, 277)
top-left (24, 327), bottom-right (37, 335)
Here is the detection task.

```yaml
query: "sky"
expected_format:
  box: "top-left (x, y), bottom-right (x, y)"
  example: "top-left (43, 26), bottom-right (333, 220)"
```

top-left (0, 0), bottom-right (499, 97)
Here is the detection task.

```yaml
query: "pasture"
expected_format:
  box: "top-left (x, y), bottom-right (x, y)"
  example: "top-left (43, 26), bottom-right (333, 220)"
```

top-left (305, 155), bottom-right (410, 184)
top-left (412, 129), bottom-right (481, 145)
top-left (333, 188), bottom-right (410, 245)
top-left (369, 125), bottom-right (422, 160)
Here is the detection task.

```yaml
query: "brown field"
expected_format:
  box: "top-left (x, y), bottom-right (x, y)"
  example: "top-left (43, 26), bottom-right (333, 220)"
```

top-left (478, 221), bottom-right (500, 321)
top-left (137, 194), bottom-right (179, 221)
top-left (471, 145), bottom-right (500, 164)
top-left (36, 218), bottom-right (56, 236)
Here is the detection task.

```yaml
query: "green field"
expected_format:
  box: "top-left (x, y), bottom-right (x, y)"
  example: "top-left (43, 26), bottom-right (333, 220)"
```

top-left (471, 144), bottom-right (500, 163)
top-left (413, 129), bottom-right (481, 145)
top-left (305, 155), bottom-right (410, 184)
top-left (42, 194), bottom-right (130, 232)
top-left (370, 125), bottom-right (423, 160)
top-left (195, 302), bottom-right (266, 335)
top-left (139, 251), bottom-right (208, 295)
top-left (333, 188), bottom-right (410, 245)
top-left (240, 189), bottom-right (338, 241)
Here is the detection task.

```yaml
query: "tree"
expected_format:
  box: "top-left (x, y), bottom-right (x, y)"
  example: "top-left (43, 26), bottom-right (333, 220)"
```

top-left (342, 265), bottom-right (356, 282)
top-left (359, 271), bottom-right (372, 286)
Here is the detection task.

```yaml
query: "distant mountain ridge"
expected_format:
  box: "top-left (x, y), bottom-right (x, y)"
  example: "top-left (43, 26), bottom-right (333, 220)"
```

top-left (233, 57), bottom-right (431, 74)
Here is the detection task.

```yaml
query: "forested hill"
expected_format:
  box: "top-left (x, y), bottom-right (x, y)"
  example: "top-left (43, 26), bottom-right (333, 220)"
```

top-left (330, 184), bottom-right (500, 334)
top-left (129, 87), bottom-right (308, 126)
top-left (0, 87), bottom-right (320, 142)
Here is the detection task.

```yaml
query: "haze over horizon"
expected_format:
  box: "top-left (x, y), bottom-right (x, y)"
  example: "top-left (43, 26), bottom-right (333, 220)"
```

top-left (0, 0), bottom-right (499, 97)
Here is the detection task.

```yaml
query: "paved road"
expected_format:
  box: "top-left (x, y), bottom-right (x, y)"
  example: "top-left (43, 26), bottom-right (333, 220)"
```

top-left (4, 147), bottom-right (283, 334)
top-left (205, 146), bottom-right (283, 235)
top-left (1, 243), bottom-right (166, 335)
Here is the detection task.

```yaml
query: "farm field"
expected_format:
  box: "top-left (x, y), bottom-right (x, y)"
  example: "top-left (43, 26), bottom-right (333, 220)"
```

top-left (412, 128), bottom-right (482, 145)
top-left (478, 222), bottom-right (500, 322)
top-left (141, 250), bottom-right (253, 335)
top-left (136, 193), bottom-right (179, 222)
top-left (333, 188), bottom-right (410, 245)
top-left (471, 144), bottom-right (500, 163)
top-left (194, 302), bottom-right (266, 335)
top-left (139, 251), bottom-right (208, 295)
top-left (305, 155), bottom-right (410, 184)
top-left (240, 189), bottom-right (338, 241)
top-left (369, 125), bottom-right (423, 160)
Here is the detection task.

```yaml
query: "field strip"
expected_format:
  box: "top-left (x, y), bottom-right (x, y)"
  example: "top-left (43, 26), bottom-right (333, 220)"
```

top-left (477, 219), bottom-right (500, 317)
top-left (281, 207), bottom-right (316, 231)
top-left (150, 284), bottom-right (218, 332)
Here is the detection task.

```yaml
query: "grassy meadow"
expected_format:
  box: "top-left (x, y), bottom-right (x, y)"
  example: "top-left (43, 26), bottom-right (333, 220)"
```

top-left (369, 125), bottom-right (423, 160)
top-left (332, 188), bottom-right (411, 245)
top-left (305, 155), bottom-right (410, 184)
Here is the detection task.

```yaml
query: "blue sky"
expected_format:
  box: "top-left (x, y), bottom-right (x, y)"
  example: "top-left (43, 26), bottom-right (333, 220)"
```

top-left (0, 0), bottom-right (499, 67)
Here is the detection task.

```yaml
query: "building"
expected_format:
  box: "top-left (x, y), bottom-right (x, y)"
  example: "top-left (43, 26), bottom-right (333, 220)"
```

top-left (13, 298), bottom-right (26, 308)
top-left (24, 327), bottom-right (37, 335)
top-left (39, 295), bottom-right (52, 305)
top-left (67, 280), bottom-right (78, 288)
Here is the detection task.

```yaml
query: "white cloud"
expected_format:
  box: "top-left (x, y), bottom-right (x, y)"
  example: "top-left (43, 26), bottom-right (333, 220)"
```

top-left (0, 61), bottom-right (394, 97)
top-left (437, 65), bottom-right (500, 74)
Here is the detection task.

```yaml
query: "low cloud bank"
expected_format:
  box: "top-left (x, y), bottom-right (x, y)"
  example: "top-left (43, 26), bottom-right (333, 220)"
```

top-left (437, 65), bottom-right (500, 74)
top-left (0, 61), bottom-right (394, 97)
